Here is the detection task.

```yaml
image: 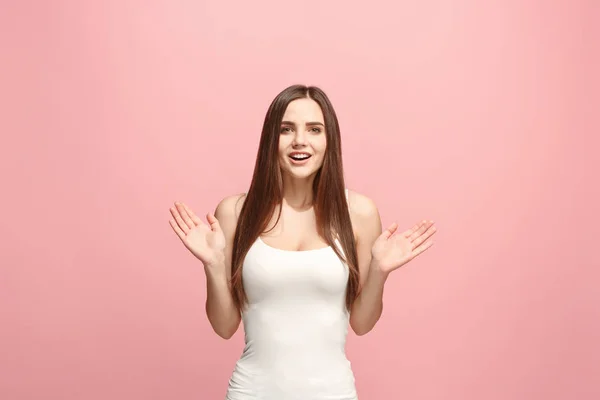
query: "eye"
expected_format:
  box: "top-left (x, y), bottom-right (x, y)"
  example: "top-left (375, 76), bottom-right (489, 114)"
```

top-left (280, 126), bottom-right (292, 133)
top-left (310, 127), bottom-right (322, 133)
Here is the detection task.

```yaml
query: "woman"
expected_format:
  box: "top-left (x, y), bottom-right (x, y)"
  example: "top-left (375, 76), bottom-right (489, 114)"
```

top-left (169, 84), bottom-right (437, 399)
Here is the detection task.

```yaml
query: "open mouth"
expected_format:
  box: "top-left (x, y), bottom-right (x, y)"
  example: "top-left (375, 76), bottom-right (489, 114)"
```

top-left (289, 153), bottom-right (312, 163)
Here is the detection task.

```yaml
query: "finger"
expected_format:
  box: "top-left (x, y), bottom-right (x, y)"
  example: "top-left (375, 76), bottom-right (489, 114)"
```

top-left (175, 202), bottom-right (195, 229)
top-left (169, 219), bottom-right (186, 241)
top-left (183, 203), bottom-right (205, 226)
top-left (170, 206), bottom-right (190, 234)
top-left (401, 222), bottom-right (422, 238)
top-left (380, 222), bottom-right (398, 239)
top-left (412, 225), bottom-right (437, 248)
top-left (206, 212), bottom-right (221, 232)
top-left (409, 220), bottom-right (433, 242)
top-left (410, 239), bottom-right (434, 258)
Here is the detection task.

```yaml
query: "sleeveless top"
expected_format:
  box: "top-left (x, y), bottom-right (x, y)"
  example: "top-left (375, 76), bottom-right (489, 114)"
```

top-left (225, 189), bottom-right (358, 400)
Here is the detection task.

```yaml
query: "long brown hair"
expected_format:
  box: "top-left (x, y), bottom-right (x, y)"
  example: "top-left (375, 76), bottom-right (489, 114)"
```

top-left (230, 84), bottom-right (359, 312)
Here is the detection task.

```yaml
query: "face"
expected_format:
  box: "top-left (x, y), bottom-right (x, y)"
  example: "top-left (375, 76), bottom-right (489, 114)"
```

top-left (278, 97), bottom-right (327, 180)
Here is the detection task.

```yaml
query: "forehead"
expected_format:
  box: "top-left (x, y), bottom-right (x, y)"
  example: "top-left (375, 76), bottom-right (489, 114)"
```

top-left (282, 98), bottom-right (324, 123)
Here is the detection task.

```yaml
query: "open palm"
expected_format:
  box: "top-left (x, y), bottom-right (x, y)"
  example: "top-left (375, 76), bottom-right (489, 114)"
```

top-left (169, 202), bottom-right (226, 267)
top-left (371, 220), bottom-right (437, 273)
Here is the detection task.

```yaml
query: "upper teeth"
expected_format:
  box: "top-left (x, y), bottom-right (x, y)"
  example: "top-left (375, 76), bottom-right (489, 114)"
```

top-left (292, 154), bottom-right (309, 159)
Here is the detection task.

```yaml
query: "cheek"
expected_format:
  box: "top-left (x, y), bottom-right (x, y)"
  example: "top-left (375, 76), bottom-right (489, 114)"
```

top-left (278, 137), bottom-right (288, 157)
top-left (315, 137), bottom-right (327, 154)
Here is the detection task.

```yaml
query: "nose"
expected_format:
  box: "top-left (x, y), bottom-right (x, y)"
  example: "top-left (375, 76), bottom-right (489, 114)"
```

top-left (292, 130), bottom-right (307, 147)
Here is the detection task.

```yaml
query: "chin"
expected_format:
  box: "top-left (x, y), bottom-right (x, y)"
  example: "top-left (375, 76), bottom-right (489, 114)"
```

top-left (281, 165), bottom-right (321, 180)
top-left (285, 170), bottom-right (317, 180)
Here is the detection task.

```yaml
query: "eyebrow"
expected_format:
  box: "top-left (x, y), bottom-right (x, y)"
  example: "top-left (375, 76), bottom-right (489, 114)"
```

top-left (281, 121), bottom-right (325, 126)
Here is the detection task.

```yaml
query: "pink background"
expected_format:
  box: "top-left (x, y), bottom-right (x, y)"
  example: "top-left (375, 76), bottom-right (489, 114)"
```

top-left (1, 1), bottom-right (598, 399)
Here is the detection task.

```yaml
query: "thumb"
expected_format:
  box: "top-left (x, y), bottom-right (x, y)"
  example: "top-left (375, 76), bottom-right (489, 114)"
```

top-left (206, 213), bottom-right (221, 231)
top-left (380, 222), bottom-right (398, 240)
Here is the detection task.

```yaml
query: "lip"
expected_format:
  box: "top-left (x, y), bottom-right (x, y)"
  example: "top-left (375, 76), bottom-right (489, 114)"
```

top-left (288, 152), bottom-right (312, 166)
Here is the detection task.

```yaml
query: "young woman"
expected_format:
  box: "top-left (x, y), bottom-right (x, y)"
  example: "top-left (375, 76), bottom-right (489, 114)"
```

top-left (169, 85), bottom-right (437, 399)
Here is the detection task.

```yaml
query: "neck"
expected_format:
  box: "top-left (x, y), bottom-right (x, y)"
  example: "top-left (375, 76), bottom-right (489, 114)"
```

top-left (281, 173), bottom-right (317, 210)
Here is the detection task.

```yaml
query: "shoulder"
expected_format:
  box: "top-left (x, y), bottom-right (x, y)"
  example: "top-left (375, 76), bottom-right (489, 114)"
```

top-left (214, 193), bottom-right (247, 231)
top-left (346, 189), bottom-right (382, 239)
top-left (347, 189), bottom-right (379, 221)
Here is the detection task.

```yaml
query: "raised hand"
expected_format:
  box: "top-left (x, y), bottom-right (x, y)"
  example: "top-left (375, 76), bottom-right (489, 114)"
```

top-left (169, 202), bottom-right (226, 268)
top-left (371, 220), bottom-right (437, 274)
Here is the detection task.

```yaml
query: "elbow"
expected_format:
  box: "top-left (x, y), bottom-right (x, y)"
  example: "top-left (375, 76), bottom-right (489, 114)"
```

top-left (215, 327), bottom-right (236, 340)
top-left (349, 317), bottom-right (373, 336)
top-left (205, 303), bottom-right (241, 340)
top-left (210, 321), bottom-right (238, 340)
top-left (351, 323), bottom-right (372, 336)
top-left (207, 313), bottom-right (240, 340)
top-left (350, 306), bottom-right (383, 336)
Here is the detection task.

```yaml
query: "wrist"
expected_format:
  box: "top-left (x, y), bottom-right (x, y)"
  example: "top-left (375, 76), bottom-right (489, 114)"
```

top-left (204, 266), bottom-right (229, 288)
top-left (368, 259), bottom-right (390, 282)
top-left (203, 256), bottom-right (226, 277)
top-left (203, 252), bottom-right (225, 269)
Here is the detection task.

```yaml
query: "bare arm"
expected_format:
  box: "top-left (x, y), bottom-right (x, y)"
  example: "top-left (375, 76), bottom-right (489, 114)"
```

top-left (205, 194), bottom-right (245, 339)
top-left (348, 191), bottom-right (437, 336)
top-left (348, 191), bottom-right (387, 336)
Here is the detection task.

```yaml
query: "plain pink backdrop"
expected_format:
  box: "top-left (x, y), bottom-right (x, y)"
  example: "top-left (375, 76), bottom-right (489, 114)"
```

top-left (1, 1), bottom-right (598, 399)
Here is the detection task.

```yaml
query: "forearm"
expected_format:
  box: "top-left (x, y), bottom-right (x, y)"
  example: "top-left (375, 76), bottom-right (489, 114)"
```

top-left (204, 262), bottom-right (240, 339)
top-left (350, 260), bottom-right (389, 335)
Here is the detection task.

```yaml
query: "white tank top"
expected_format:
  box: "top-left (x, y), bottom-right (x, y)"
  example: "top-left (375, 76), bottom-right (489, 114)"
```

top-left (225, 190), bottom-right (358, 400)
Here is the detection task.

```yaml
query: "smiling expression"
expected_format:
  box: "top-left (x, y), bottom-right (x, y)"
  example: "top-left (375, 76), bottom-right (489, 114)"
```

top-left (278, 97), bottom-right (327, 180)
